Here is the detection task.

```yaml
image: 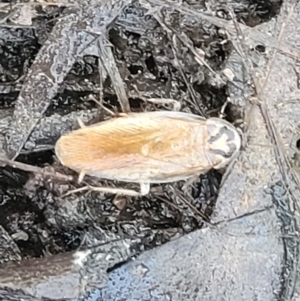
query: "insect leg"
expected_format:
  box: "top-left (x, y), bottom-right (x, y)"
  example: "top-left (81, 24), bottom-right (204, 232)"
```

top-left (77, 171), bottom-right (86, 184)
top-left (131, 84), bottom-right (181, 110)
top-left (140, 182), bottom-right (150, 195)
top-left (89, 186), bottom-right (144, 196)
top-left (62, 184), bottom-right (150, 197)
top-left (181, 175), bottom-right (199, 192)
top-left (76, 117), bottom-right (86, 129)
top-left (145, 98), bottom-right (181, 111)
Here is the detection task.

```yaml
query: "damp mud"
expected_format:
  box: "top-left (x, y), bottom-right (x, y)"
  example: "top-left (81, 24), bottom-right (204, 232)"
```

top-left (0, 0), bottom-right (300, 300)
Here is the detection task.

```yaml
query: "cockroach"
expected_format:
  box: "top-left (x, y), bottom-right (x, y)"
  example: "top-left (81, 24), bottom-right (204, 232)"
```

top-left (55, 111), bottom-right (241, 196)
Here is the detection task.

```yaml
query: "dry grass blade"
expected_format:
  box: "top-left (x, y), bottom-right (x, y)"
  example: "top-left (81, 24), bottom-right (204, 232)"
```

top-left (224, 1), bottom-right (300, 300)
top-left (170, 35), bottom-right (207, 117)
top-left (0, 156), bottom-right (73, 182)
top-left (143, 0), bottom-right (300, 62)
top-left (139, 1), bottom-right (208, 116)
top-left (97, 37), bottom-right (131, 113)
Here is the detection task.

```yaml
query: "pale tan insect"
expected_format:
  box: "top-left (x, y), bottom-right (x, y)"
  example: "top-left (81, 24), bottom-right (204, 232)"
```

top-left (55, 111), bottom-right (241, 196)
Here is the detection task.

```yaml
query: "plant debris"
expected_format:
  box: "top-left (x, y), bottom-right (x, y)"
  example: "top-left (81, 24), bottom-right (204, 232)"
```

top-left (0, 0), bottom-right (289, 300)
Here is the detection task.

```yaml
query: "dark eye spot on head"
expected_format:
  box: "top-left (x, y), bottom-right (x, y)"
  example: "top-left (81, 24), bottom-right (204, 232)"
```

top-left (210, 143), bottom-right (238, 158)
top-left (207, 126), bottom-right (236, 144)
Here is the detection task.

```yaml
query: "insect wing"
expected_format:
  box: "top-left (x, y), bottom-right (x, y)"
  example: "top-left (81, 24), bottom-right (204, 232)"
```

top-left (55, 112), bottom-right (213, 178)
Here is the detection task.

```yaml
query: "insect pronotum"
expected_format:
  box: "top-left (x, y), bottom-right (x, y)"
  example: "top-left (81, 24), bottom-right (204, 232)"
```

top-left (55, 111), bottom-right (241, 196)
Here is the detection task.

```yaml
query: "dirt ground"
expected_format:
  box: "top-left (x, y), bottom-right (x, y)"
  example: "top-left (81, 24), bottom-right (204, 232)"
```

top-left (2, 0), bottom-right (300, 300)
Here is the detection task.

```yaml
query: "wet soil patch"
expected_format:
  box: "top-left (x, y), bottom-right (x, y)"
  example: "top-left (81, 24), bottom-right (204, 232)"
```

top-left (0, 0), bottom-right (282, 275)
